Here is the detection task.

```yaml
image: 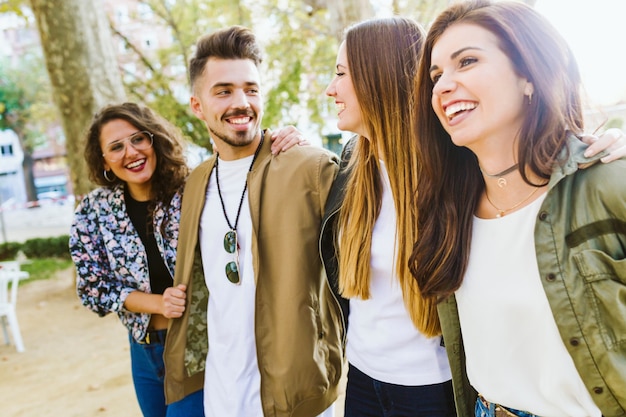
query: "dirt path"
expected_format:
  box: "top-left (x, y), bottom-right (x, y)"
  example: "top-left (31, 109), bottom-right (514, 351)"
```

top-left (0, 268), bottom-right (142, 417)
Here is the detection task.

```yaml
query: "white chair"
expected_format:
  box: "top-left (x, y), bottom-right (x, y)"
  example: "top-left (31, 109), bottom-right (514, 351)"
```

top-left (0, 261), bottom-right (29, 352)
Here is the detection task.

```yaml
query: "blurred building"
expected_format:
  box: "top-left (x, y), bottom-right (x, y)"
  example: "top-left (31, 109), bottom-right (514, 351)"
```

top-left (0, 129), bottom-right (27, 209)
top-left (31, 125), bottom-right (72, 201)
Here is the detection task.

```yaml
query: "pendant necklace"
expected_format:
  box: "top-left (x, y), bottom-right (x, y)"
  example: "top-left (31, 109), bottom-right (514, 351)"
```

top-left (215, 131), bottom-right (264, 284)
top-left (480, 163), bottom-right (518, 188)
top-left (484, 186), bottom-right (540, 218)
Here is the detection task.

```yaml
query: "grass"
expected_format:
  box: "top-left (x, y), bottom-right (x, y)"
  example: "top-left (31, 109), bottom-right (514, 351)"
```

top-left (19, 257), bottom-right (74, 285)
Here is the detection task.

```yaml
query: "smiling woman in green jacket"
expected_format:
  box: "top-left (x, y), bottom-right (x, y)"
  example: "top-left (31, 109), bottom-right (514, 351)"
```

top-left (409, 1), bottom-right (626, 417)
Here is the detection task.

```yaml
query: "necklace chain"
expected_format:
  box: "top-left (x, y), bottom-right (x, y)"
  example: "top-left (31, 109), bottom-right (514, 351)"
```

top-left (484, 186), bottom-right (541, 218)
top-left (215, 131), bottom-right (265, 231)
top-left (480, 163), bottom-right (518, 188)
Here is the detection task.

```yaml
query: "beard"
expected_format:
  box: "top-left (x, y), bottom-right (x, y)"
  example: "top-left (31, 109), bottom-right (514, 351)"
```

top-left (208, 109), bottom-right (261, 148)
top-left (209, 127), bottom-right (258, 148)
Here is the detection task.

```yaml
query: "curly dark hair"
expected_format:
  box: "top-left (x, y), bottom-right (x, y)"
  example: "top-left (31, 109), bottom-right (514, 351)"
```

top-left (83, 102), bottom-right (190, 208)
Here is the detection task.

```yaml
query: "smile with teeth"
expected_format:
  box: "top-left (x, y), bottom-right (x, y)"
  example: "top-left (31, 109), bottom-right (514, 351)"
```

top-left (336, 103), bottom-right (346, 111)
top-left (445, 101), bottom-right (477, 119)
top-left (229, 116), bottom-right (251, 124)
top-left (126, 159), bottom-right (145, 169)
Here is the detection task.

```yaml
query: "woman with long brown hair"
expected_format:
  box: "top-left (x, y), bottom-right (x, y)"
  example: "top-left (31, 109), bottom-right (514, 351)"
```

top-left (321, 17), bottom-right (455, 416)
top-left (410, 1), bottom-right (626, 416)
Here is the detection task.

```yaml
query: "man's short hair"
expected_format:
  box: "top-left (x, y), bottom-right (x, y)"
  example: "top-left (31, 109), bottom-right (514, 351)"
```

top-left (189, 25), bottom-right (263, 90)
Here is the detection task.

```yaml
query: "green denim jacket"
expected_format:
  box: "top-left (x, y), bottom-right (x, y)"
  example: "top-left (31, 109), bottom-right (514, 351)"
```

top-left (439, 136), bottom-right (626, 417)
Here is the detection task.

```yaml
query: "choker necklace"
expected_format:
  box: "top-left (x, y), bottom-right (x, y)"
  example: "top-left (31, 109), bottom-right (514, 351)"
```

top-left (215, 131), bottom-right (265, 284)
top-left (480, 163), bottom-right (518, 188)
top-left (485, 186), bottom-right (540, 218)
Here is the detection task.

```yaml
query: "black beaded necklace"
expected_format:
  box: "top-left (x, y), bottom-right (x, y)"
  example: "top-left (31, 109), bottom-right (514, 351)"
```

top-left (215, 131), bottom-right (265, 240)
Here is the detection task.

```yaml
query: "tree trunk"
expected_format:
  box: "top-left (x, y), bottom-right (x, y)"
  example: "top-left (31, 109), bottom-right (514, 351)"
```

top-left (29, 0), bottom-right (126, 198)
top-left (323, 0), bottom-right (375, 41)
top-left (21, 152), bottom-right (38, 205)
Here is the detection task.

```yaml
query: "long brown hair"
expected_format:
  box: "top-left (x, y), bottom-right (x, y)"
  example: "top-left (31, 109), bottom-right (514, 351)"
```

top-left (409, 0), bottom-right (584, 300)
top-left (84, 102), bottom-right (190, 211)
top-left (336, 17), bottom-right (440, 336)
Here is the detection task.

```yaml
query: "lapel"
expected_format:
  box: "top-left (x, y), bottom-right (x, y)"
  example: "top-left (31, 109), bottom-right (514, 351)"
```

top-left (180, 158), bottom-right (215, 278)
top-left (246, 130), bottom-right (273, 283)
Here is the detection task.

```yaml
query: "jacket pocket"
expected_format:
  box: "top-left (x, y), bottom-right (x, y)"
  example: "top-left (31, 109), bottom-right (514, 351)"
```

top-left (573, 249), bottom-right (626, 350)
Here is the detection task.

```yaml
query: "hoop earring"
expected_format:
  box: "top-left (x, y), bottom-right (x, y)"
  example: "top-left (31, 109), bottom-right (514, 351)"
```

top-left (103, 170), bottom-right (115, 183)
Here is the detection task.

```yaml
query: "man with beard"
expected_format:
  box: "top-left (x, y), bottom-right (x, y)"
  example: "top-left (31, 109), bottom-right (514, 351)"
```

top-left (162, 26), bottom-right (345, 417)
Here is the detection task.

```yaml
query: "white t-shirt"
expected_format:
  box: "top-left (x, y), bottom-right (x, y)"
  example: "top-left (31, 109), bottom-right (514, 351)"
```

top-left (200, 155), bottom-right (263, 417)
top-left (198, 156), bottom-right (336, 417)
top-left (456, 193), bottom-right (601, 417)
top-left (346, 161), bottom-right (451, 386)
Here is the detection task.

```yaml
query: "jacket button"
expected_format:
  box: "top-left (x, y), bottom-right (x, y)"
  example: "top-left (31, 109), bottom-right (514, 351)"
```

top-left (546, 273), bottom-right (556, 282)
top-left (593, 387), bottom-right (603, 394)
top-left (570, 338), bottom-right (580, 346)
top-left (538, 211), bottom-right (548, 221)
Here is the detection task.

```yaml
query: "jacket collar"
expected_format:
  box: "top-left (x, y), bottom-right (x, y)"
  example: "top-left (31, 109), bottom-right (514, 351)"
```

top-left (323, 135), bottom-right (357, 219)
top-left (548, 134), bottom-right (606, 188)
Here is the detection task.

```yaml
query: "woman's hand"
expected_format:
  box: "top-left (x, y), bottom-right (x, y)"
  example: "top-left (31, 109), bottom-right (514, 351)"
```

top-left (162, 284), bottom-right (187, 319)
top-left (270, 125), bottom-right (310, 154)
top-left (583, 128), bottom-right (626, 163)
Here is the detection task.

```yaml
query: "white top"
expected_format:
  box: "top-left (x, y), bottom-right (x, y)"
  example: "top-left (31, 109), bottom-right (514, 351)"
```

top-left (200, 155), bottom-right (263, 417)
top-left (346, 161), bottom-right (451, 386)
top-left (456, 193), bottom-right (601, 417)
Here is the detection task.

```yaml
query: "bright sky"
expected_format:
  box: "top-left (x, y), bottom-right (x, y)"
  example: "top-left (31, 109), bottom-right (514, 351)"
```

top-left (534, 0), bottom-right (626, 106)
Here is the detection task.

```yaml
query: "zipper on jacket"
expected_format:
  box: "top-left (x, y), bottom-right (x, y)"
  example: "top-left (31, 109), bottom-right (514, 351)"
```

top-left (319, 206), bottom-right (347, 347)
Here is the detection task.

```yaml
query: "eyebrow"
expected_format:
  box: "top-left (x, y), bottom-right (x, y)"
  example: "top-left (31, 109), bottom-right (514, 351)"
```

top-left (211, 81), bottom-right (259, 89)
top-left (110, 131), bottom-right (141, 144)
top-left (429, 46), bottom-right (483, 73)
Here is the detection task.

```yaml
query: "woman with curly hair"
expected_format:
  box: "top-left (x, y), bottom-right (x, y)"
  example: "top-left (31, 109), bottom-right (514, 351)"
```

top-left (69, 102), bottom-right (203, 417)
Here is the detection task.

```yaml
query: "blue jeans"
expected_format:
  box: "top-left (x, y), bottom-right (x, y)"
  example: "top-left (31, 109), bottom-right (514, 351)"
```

top-left (475, 395), bottom-right (538, 417)
top-left (344, 363), bottom-right (456, 417)
top-left (129, 331), bottom-right (204, 417)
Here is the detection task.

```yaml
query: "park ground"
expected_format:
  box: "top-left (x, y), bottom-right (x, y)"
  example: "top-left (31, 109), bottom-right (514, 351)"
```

top-left (0, 203), bottom-right (142, 416)
top-left (0, 266), bottom-right (143, 416)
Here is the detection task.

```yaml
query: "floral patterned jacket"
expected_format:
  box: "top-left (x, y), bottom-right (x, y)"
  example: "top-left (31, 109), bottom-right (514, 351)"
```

top-left (69, 185), bottom-right (182, 342)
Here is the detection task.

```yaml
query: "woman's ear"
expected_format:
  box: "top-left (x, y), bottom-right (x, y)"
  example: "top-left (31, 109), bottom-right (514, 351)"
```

top-left (524, 82), bottom-right (534, 103)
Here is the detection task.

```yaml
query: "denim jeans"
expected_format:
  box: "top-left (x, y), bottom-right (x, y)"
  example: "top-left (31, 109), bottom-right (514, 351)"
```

top-left (344, 363), bottom-right (456, 417)
top-left (129, 331), bottom-right (204, 417)
top-left (475, 396), bottom-right (538, 417)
